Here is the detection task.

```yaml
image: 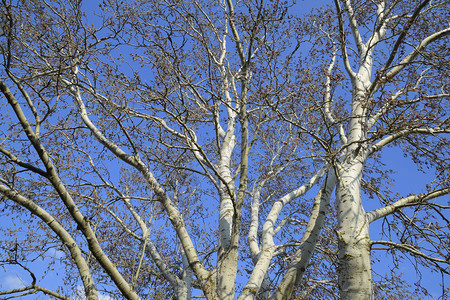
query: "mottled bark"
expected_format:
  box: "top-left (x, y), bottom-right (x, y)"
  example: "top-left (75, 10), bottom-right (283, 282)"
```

top-left (271, 170), bottom-right (336, 300)
top-left (0, 184), bottom-right (98, 300)
top-left (336, 161), bottom-right (372, 300)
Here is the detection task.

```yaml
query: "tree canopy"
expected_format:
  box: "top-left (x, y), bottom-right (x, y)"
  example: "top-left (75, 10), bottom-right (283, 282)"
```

top-left (0, 0), bottom-right (449, 299)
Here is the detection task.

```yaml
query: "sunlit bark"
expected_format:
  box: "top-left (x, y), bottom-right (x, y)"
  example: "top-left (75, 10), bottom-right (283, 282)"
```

top-left (270, 170), bottom-right (336, 300)
top-left (1, 1), bottom-right (449, 299)
top-left (336, 161), bottom-right (372, 299)
top-left (0, 183), bottom-right (98, 300)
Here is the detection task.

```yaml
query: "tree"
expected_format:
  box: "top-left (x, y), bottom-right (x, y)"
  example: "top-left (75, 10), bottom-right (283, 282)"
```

top-left (0, 0), bottom-right (449, 299)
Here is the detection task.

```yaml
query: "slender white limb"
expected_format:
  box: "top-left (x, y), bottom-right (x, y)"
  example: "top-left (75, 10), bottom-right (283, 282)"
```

top-left (321, 45), bottom-right (348, 145)
top-left (370, 25), bottom-right (450, 96)
top-left (333, 0), bottom-right (357, 79)
top-left (248, 162), bottom-right (289, 261)
top-left (0, 183), bottom-right (98, 300)
top-left (366, 187), bottom-right (450, 223)
top-left (386, 26), bottom-right (450, 80)
top-left (365, 1), bottom-right (387, 50)
top-left (369, 127), bottom-right (450, 155)
top-left (343, 0), bottom-right (365, 54)
top-left (365, 87), bottom-right (405, 129)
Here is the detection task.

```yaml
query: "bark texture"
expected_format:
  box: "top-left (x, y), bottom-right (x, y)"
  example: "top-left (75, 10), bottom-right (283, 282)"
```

top-left (336, 161), bottom-right (372, 299)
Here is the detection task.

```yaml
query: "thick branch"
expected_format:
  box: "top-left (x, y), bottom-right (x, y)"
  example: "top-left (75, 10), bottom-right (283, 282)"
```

top-left (270, 170), bottom-right (336, 300)
top-left (237, 166), bottom-right (329, 300)
top-left (0, 184), bottom-right (98, 300)
top-left (375, 0), bottom-right (429, 74)
top-left (225, 0), bottom-right (246, 64)
top-left (343, 0), bottom-right (364, 54)
top-left (366, 187), bottom-right (450, 223)
top-left (369, 127), bottom-right (450, 155)
top-left (1, 78), bottom-right (139, 300)
top-left (382, 26), bottom-right (450, 80)
top-left (369, 23), bottom-right (449, 95)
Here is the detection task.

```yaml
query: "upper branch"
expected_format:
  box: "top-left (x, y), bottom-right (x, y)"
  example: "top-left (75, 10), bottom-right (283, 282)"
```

top-left (368, 1), bottom-right (450, 96)
top-left (371, 240), bottom-right (450, 271)
top-left (225, 0), bottom-right (246, 64)
top-left (368, 127), bottom-right (450, 155)
top-left (343, 0), bottom-right (364, 54)
top-left (333, 0), bottom-right (356, 79)
top-left (366, 187), bottom-right (450, 223)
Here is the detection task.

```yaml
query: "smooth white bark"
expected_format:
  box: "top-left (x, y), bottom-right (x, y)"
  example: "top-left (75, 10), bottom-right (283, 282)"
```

top-left (0, 184), bottom-right (98, 300)
top-left (336, 161), bottom-right (372, 300)
top-left (366, 187), bottom-right (450, 223)
top-left (237, 166), bottom-right (328, 299)
top-left (270, 169), bottom-right (336, 300)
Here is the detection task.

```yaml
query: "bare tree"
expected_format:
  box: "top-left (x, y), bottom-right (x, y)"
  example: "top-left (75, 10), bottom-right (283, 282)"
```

top-left (0, 0), bottom-right (449, 299)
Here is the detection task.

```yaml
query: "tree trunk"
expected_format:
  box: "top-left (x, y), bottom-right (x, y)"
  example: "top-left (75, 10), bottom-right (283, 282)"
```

top-left (217, 184), bottom-right (238, 299)
top-left (336, 161), bottom-right (373, 299)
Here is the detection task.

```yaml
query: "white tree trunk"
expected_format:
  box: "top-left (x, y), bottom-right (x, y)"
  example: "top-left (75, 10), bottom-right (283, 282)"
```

top-left (336, 161), bottom-right (372, 299)
top-left (181, 249), bottom-right (192, 300)
top-left (217, 148), bottom-right (238, 299)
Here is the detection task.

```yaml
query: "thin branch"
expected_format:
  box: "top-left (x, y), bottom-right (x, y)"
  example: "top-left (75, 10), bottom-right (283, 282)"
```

top-left (0, 285), bottom-right (72, 300)
top-left (371, 240), bottom-right (450, 268)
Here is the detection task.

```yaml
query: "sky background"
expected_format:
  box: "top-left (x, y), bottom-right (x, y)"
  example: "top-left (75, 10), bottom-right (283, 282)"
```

top-left (1, 0), bottom-right (448, 299)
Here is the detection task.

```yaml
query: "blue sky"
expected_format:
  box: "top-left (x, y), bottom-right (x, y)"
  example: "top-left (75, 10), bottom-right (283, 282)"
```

top-left (0, 0), bottom-right (448, 299)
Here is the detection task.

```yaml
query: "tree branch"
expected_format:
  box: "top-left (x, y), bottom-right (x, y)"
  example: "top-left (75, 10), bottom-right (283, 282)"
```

top-left (1, 77), bottom-right (139, 300)
top-left (369, 3), bottom-right (450, 96)
top-left (333, 0), bottom-right (356, 79)
top-left (0, 183), bottom-right (98, 300)
top-left (371, 240), bottom-right (450, 270)
top-left (0, 285), bottom-right (72, 300)
top-left (0, 146), bottom-right (48, 177)
top-left (270, 169), bottom-right (336, 300)
top-left (369, 127), bottom-right (450, 155)
top-left (366, 187), bottom-right (450, 223)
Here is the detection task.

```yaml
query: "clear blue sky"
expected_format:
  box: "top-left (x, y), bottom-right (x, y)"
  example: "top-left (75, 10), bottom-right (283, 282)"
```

top-left (0, 0), bottom-right (447, 299)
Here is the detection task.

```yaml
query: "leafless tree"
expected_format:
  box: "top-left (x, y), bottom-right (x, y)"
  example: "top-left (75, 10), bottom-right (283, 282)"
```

top-left (0, 0), bottom-right (448, 299)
